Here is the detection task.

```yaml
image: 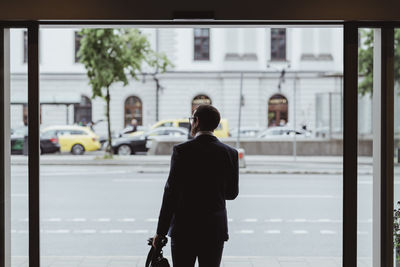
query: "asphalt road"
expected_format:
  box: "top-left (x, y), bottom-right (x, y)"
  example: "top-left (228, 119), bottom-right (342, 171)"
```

top-left (10, 164), bottom-right (395, 259)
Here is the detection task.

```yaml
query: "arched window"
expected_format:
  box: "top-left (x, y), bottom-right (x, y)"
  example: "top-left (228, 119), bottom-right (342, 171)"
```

top-left (192, 94), bottom-right (212, 113)
top-left (74, 95), bottom-right (92, 126)
top-left (268, 94), bottom-right (288, 127)
top-left (124, 96), bottom-right (143, 127)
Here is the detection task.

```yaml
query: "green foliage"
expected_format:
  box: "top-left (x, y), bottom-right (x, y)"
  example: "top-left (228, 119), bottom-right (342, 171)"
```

top-left (358, 29), bottom-right (400, 96)
top-left (77, 28), bottom-right (171, 99)
top-left (77, 28), bottom-right (172, 155)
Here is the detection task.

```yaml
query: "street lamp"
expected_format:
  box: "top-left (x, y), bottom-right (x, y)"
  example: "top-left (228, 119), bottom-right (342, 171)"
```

top-left (267, 64), bottom-right (297, 160)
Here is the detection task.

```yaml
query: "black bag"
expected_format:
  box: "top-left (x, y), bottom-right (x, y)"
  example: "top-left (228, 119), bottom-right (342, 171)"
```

top-left (145, 237), bottom-right (170, 267)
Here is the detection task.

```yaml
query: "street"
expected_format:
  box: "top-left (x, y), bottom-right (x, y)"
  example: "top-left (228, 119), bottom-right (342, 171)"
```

top-left (9, 163), bottom-right (381, 261)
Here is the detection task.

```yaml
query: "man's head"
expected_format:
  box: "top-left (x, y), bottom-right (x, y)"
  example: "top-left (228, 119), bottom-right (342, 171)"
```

top-left (131, 119), bottom-right (138, 126)
top-left (191, 105), bottom-right (221, 136)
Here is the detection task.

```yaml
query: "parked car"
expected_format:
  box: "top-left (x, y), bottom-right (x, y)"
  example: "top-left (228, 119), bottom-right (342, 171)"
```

top-left (257, 126), bottom-right (311, 139)
top-left (112, 127), bottom-right (188, 155)
top-left (41, 125), bottom-right (101, 155)
top-left (11, 126), bottom-right (60, 155)
top-left (230, 127), bottom-right (264, 138)
top-left (118, 125), bottom-right (148, 137)
top-left (130, 118), bottom-right (230, 138)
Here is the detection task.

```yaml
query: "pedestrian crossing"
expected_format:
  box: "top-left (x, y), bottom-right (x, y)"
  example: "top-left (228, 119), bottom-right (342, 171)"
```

top-left (10, 216), bottom-right (371, 236)
top-left (13, 217), bottom-right (372, 224)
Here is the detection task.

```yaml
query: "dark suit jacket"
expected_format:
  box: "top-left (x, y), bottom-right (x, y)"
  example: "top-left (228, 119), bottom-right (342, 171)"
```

top-left (156, 134), bottom-right (239, 241)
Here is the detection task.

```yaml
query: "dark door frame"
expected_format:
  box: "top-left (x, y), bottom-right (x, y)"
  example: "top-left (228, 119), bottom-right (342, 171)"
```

top-left (0, 20), bottom-right (396, 267)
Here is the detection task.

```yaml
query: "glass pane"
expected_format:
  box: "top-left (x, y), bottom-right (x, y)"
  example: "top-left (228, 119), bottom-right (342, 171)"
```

top-left (39, 26), bottom-right (343, 266)
top-left (10, 28), bottom-right (29, 267)
top-left (357, 28), bottom-right (373, 267)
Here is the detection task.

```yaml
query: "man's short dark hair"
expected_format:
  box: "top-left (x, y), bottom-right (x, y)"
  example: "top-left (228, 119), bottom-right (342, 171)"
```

top-left (194, 105), bottom-right (221, 131)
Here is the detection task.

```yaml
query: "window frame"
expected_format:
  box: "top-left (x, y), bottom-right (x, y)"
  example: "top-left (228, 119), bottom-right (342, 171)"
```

top-left (0, 20), bottom-right (397, 267)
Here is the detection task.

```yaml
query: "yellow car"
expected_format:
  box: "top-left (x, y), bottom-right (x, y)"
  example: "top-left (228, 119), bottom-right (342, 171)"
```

top-left (131, 118), bottom-right (230, 138)
top-left (42, 125), bottom-right (101, 155)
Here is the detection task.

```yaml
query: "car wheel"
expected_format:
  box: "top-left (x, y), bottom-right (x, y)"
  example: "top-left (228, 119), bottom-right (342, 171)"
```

top-left (71, 144), bottom-right (85, 155)
top-left (118, 144), bottom-right (132, 155)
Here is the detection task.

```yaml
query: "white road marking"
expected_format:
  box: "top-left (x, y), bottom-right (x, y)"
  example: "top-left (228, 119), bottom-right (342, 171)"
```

top-left (19, 218), bottom-right (29, 222)
top-left (320, 230), bottom-right (336, 235)
top-left (44, 229), bottom-right (70, 234)
top-left (264, 230), bottom-right (281, 234)
top-left (228, 218), bottom-right (234, 222)
top-left (243, 218), bottom-right (258, 222)
top-left (125, 230), bottom-right (149, 234)
top-left (43, 218), bottom-right (62, 222)
top-left (316, 219), bottom-right (332, 223)
top-left (118, 218), bottom-right (136, 222)
top-left (94, 218), bottom-right (111, 222)
top-left (235, 230), bottom-right (254, 234)
top-left (240, 194), bottom-right (338, 199)
top-left (293, 230), bottom-right (308, 234)
top-left (17, 230), bottom-right (28, 234)
top-left (291, 218), bottom-right (307, 223)
top-left (265, 218), bottom-right (283, 223)
top-left (146, 218), bottom-right (158, 222)
top-left (113, 178), bottom-right (162, 182)
top-left (68, 218), bottom-right (87, 222)
top-left (42, 170), bottom-right (128, 176)
top-left (357, 231), bottom-right (369, 235)
top-left (74, 229), bottom-right (96, 234)
top-left (100, 229), bottom-right (123, 234)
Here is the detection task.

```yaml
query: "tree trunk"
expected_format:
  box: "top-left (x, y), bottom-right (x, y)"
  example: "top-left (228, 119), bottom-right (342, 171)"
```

top-left (105, 87), bottom-right (113, 157)
top-left (153, 75), bottom-right (160, 122)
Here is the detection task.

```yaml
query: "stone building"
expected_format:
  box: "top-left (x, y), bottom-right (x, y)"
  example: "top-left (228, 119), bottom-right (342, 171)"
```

top-left (8, 27), bottom-right (364, 137)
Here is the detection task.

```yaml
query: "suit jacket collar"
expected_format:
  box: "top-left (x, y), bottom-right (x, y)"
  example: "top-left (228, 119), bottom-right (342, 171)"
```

top-left (194, 134), bottom-right (218, 142)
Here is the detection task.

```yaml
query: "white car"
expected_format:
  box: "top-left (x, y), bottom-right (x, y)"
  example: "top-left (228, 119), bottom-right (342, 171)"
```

top-left (230, 127), bottom-right (264, 138)
top-left (257, 126), bottom-right (311, 139)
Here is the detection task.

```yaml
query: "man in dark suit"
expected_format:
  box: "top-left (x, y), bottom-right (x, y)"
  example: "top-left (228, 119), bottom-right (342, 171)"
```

top-left (153, 104), bottom-right (239, 267)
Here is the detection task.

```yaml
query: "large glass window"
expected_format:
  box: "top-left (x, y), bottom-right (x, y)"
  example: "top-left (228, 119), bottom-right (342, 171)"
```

top-left (357, 27), bottom-right (373, 267)
top-left (74, 95), bottom-right (92, 126)
top-left (271, 28), bottom-right (286, 61)
top-left (23, 30), bottom-right (27, 63)
top-left (10, 28), bottom-right (29, 267)
top-left (194, 28), bottom-right (210, 60)
top-left (74, 31), bottom-right (82, 63)
top-left (29, 26), bottom-right (345, 266)
top-left (191, 94), bottom-right (212, 113)
top-left (124, 96), bottom-right (143, 127)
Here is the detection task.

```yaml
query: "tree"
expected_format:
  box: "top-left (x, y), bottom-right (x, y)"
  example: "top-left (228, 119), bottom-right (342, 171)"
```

top-left (77, 28), bottom-right (171, 156)
top-left (358, 29), bottom-right (400, 96)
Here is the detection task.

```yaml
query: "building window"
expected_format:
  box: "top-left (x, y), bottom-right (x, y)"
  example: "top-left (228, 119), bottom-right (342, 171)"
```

top-left (271, 28), bottom-right (286, 61)
top-left (74, 95), bottom-right (92, 126)
top-left (194, 28), bottom-right (210, 61)
top-left (192, 94), bottom-right (212, 113)
top-left (23, 30), bottom-right (27, 63)
top-left (124, 96), bottom-right (143, 127)
top-left (268, 94), bottom-right (288, 127)
top-left (75, 32), bottom-right (83, 63)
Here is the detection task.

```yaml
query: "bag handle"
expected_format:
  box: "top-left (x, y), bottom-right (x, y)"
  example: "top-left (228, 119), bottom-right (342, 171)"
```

top-left (145, 237), bottom-right (168, 267)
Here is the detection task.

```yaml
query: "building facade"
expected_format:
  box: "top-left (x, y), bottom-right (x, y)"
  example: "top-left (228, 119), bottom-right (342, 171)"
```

top-left (9, 27), bottom-right (365, 137)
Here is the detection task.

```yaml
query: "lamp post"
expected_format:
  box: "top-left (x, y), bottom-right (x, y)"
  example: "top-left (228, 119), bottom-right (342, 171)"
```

top-left (236, 72), bottom-right (244, 149)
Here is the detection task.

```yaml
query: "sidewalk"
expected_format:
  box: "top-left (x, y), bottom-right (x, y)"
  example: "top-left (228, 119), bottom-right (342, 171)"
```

top-left (11, 155), bottom-right (376, 175)
top-left (12, 256), bottom-right (371, 267)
